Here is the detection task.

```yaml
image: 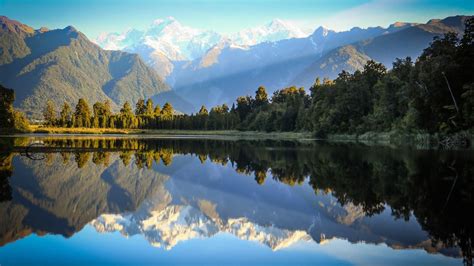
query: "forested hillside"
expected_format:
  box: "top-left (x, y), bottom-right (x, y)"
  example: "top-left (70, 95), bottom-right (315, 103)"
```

top-left (0, 16), bottom-right (169, 118)
top-left (42, 19), bottom-right (474, 141)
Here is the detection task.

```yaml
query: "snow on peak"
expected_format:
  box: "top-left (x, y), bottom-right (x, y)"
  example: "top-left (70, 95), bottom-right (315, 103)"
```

top-left (91, 203), bottom-right (312, 251)
top-left (94, 18), bottom-right (308, 77)
top-left (231, 19), bottom-right (308, 46)
top-left (96, 17), bottom-right (221, 62)
top-left (311, 26), bottom-right (331, 38)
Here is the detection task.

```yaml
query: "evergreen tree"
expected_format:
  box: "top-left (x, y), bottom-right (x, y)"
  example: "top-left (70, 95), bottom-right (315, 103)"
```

top-left (160, 102), bottom-right (174, 120)
top-left (198, 105), bottom-right (209, 116)
top-left (154, 104), bottom-right (162, 117)
top-left (121, 101), bottom-right (133, 117)
top-left (59, 102), bottom-right (72, 127)
top-left (146, 99), bottom-right (154, 116)
top-left (135, 98), bottom-right (146, 115)
top-left (254, 86), bottom-right (268, 107)
top-left (43, 100), bottom-right (56, 126)
top-left (74, 98), bottom-right (91, 128)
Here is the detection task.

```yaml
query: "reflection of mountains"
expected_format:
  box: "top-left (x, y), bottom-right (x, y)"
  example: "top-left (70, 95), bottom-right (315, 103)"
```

top-left (1, 137), bottom-right (473, 262)
top-left (0, 153), bottom-right (168, 246)
top-left (92, 200), bottom-right (312, 251)
top-left (90, 159), bottom-right (458, 257)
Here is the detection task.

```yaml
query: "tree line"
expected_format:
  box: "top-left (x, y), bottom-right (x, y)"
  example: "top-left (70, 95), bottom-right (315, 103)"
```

top-left (43, 97), bottom-right (241, 130)
top-left (43, 19), bottom-right (473, 135)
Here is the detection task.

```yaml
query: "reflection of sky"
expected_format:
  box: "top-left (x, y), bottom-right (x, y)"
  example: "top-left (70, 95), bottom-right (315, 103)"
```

top-left (0, 151), bottom-right (465, 265)
top-left (0, 226), bottom-right (460, 266)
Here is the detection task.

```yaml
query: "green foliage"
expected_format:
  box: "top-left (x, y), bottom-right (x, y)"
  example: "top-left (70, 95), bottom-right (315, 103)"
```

top-left (43, 19), bottom-right (474, 136)
top-left (198, 105), bottom-right (209, 116)
top-left (0, 84), bottom-right (30, 132)
top-left (74, 98), bottom-right (91, 128)
top-left (160, 102), bottom-right (174, 120)
top-left (43, 100), bottom-right (56, 126)
top-left (0, 85), bottom-right (15, 129)
top-left (59, 102), bottom-right (72, 127)
top-left (120, 101), bottom-right (133, 117)
top-left (135, 98), bottom-right (146, 116)
top-left (145, 99), bottom-right (154, 116)
top-left (12, 110), bottom-right (30, 132)
top-left (254, 86), bottom-right (268, 107)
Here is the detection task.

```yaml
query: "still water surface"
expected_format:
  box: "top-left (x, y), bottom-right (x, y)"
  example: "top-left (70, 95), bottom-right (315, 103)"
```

top-left (0, 136), bottom-right (472, 265)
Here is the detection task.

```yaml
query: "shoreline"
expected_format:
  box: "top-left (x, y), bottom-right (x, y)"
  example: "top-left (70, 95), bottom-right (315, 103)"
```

top-left (2, 126), bottom-right (472, 149)
top-left (1, 127), bottom-right (317, 141)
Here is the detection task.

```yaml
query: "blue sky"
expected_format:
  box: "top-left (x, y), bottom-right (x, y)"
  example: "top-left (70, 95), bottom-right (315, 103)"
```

top-left (1, 0), bottom-right (473, 38)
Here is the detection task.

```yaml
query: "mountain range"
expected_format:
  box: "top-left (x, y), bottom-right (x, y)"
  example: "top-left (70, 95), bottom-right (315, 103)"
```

top-left (0, 16), bottom-right (169, 118)
top-left (167, 16), bottom-right (471, 112)
top-left (95, 17), bottom-right (309, 79)
top-left (0, 15), bottom-right (472, 115)
top-left (96, 15), bottom-right (470, 113)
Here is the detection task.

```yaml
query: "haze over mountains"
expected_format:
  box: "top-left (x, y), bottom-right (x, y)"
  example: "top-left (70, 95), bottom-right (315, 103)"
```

top-left (95, 15), bottom-right (472, 113)
top-left (95, 17), bottom-right (309, 79)
top-left (0, 14), bottom-right (472, 115)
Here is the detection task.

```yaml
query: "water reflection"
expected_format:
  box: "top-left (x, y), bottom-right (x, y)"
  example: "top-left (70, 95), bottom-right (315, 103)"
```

top-left (0, 137), bottom-right (472, 265)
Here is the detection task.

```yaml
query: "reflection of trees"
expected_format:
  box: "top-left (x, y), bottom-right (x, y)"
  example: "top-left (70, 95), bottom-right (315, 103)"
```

top-left (0, 153), bottom-right (13, 202)
top-left (9, 137), bottom-right (474, 263)
top-left (74, 152), bottom-right (90, 168)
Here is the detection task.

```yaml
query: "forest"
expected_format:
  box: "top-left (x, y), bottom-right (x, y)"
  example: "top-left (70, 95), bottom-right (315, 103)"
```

top-left (2, 19), bottom-right (473, 137)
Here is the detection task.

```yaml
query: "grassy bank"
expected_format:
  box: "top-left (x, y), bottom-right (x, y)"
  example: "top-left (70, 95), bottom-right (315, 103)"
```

top-left (328, 130), bottom-right (473, 149)
top-left (5, 126), bottom-right (472, 149)
top-left (27, 126), bottom-right (315, 140)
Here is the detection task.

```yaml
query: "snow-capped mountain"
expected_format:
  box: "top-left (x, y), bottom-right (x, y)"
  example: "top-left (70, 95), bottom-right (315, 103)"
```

top-left (96, 16), bottom-right (222, 61)
top-left (95, 17), bottom-right (222, 78)
top-left (94, 17), bottom-right (307, 78)
top-left (91, 200), bottom-right (312, 251)
top-left (231, 19), bottom-right (308, 46)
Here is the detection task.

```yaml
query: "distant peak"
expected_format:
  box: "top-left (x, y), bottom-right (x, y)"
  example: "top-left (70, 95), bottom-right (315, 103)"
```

top-left (151, 16), bottom-right (178, 26)
top-left (391, 22), bottom-right (408, 28)
top-left (38, 27), bottom-right (50, 33)
top-left (0, 15), bottom-right (35, 35)
top-left (268, 18), bottom-right (286, 27)
top-left (312, 26), bottom-right (331, 37)
top-left (427, 18), bottom-right (442, 24)
top-left (64, 25), bottom-right (78, 32)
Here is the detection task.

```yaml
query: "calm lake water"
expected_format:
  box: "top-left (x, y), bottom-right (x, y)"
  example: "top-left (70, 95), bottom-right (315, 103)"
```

top-left (0, 136), bottom-right (472, 266)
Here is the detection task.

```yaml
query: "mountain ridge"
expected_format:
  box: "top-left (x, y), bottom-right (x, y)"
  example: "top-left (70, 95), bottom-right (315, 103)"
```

top-left (0, 16), bottom-right (170, 118)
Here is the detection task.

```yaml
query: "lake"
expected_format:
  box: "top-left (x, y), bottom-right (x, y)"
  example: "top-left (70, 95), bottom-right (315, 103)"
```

top-left (0, 136), bottom-right (472, 266)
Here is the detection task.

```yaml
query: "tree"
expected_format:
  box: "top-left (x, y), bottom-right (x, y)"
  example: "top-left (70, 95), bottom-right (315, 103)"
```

top-left (236, 96), bottom-right (253, 121)
top-left (154, 104), bottom-right (162, 117)
top-left (43, 100), bottom-right (56, 126)
top-left (59, 102), bottom-right (72, 127)
top-left (0, 85), bottom-right (15, 129)
top-left (160, 102), bottom-right (174, 120)
top-left (254, 86), bottom-right (268, 107)
top-left (104, 100), bottom-right (112, 117)
top-left (146, 99), bottom-right (154, 116)
top-left (135, 98), bottom-right (146, 116)
top-left (314, 77), bottom-right (321, 86)
top-left (93, 102), bottom-right (106, 117)
top-left (198, 105), bottom-right (209, 116)
top-left (74, 98), bottom-right (91, 128)
top-left (120, 101), bottom-right (133, 117)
